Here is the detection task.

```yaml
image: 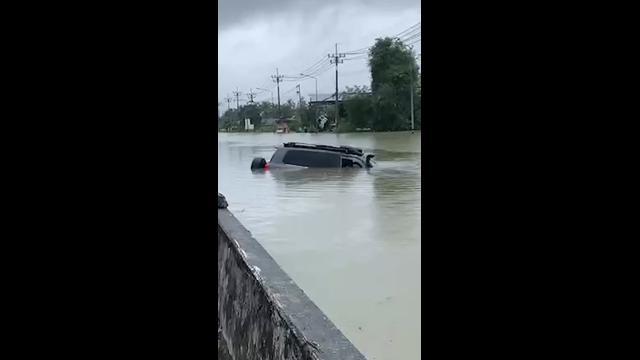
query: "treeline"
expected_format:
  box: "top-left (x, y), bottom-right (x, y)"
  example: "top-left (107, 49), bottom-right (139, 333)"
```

top-left (341, 37), bottom-right (421, 132)
top-left (218, 99), bottom-right (318, 131)
top-left (219, 37), bottom-right (421, 132)
top-left (218, 101), bottom-right (291, 131)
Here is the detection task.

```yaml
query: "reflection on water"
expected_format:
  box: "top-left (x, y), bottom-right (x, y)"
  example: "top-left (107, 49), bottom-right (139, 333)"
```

top-left (218, 132), bottom-right (421, 360)
top-left (267, 167), bottom-right (363, 182)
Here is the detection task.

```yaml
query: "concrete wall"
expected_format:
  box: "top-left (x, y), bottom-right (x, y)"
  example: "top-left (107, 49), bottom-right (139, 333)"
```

top-left (218, 208), bottom-right (367, 360)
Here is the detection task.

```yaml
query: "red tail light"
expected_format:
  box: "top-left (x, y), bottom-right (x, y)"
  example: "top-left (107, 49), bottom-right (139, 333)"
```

top-left (264, 163), bottom-right (270, 170)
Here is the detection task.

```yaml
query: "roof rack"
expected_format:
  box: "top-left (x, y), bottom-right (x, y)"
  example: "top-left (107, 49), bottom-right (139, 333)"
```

top-left (283, 142), bottom-right (364, 156)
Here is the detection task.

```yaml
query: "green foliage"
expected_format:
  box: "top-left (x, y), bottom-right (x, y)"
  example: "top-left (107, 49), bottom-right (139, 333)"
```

top-left (267, 99), bottom-right (295, 119)
top-left (343, 93), bottom-right (374, 129)
top-left (332, 38), bottom-right (420, 133)
top-left (240, 104), bottom-right (261, 128)
top-left (219, 108), bottom-right (239, 130)
top-left (369, 37), bottom-right (418, 93)
top-left (256, 101), bottom-right (277, 119)
top-left (218, 99), bottom-right (304, 132)
top-left (296, 98), bottom-right (319, 130)
top-left (336, 120), bottom-right (356, 133)
top-left (367, 37), bottom-right (419, 131)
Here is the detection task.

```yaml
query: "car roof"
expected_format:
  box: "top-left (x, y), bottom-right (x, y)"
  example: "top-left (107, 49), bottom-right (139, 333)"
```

top-left (281, 142), bottom-right (364, 156)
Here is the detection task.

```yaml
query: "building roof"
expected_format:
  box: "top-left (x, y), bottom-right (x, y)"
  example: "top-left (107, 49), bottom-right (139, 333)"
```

top-left (308, 92), bottom-right (372, 106)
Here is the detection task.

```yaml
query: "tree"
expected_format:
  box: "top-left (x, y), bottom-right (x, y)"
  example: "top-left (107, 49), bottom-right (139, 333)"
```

top-left (296, 98), bottom-right (316, 130)
top-left (368, 37), bottom-right (419, 131)
top-left (239, 104), bottom-right (261, 129)
top-left (343, 86), bottom-right (374, 129)
top-left (220, 108), bottom-right (242, 130)
top-left (255, 101), bottom-right (278, 120)
top-left (278, 100), bottom-right (295, 118)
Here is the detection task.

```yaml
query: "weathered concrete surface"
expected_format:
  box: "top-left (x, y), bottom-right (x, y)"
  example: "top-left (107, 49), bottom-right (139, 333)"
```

top-left (218, 208), bottom-right (367, 360)
top-left (218, 330), bottom-right (232, 359)
top-left (218, 316), bottom-right (232, 360)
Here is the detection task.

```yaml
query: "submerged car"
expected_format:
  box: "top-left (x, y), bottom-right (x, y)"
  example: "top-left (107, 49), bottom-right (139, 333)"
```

top-left (251, 142), bottom-right (375, 170)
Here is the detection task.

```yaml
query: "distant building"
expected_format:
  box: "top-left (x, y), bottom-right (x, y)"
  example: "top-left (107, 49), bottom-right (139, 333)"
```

top-left (243, 118), bottom-right (254, 131)
top-left (276, 117), bottom-right (293, 133)
top-left (308, 92), bottom-right (371, 107)
top-left (308, 93), bottom-right (343, 107)
top-left (261, 117), bottom-right (292, 133)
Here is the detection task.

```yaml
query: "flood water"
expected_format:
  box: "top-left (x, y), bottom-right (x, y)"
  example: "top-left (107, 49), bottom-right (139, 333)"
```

top-left (218, 131), bottom-right (421, 360)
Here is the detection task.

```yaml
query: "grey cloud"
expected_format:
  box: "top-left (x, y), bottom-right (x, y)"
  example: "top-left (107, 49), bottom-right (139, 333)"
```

top-left (217, 0), bottom-right (421, 112)
top-left (218, 0), bottom-right (419, 30)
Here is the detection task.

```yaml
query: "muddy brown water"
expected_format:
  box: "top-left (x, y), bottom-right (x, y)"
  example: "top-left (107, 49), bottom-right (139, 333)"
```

top-left (218, 131), bottom-right (421, 360)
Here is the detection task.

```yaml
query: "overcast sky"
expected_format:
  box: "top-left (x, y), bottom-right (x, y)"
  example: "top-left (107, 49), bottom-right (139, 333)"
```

top-left (218, 0), bottom-right (421, 113)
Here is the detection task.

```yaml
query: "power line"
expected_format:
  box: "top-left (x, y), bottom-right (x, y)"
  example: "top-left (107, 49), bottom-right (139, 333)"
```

top-left (344, 55), bottom-right (368, 61)
top-left (339, 68), bottom-right (370, 76)
top-left (281, 75), bottom-right (304, 81)
top-left (398, 29), bottom-right (421, 41)
top-left (298, 55), bottom-right (328, 75)
top-left (296, 62), bottom-right (327, 77)
top-left (244, 21), bottom-right (421, 105)
top-left (300, 58), bottom-right (326, 74)
top-left (284, 62), bottom-right (333, 80)
top-left (340, 21), bottom-right (421, 54)
top-left (406, 38), bottom-right (421, 47)
top-left (256, 86), bottom-right (275, 104)
top-left (343, 47), bottom-right (369, 55)
top-left (288, 50), bottom-right (334, 78)
top-left (400, 32), bottom-right (421, 42)
top-left (344, 50), bottom-right (368, 55)
top-left (296, 48), bottom-right (333, 73)
top-left (394, 22), bottom-right (421, 38)
top-left (306, 62), bottom-right (334, 77)
top-left (281, 84), bottom-right (299, 95)
top-left (257, 78), bottom-right (272, 90)
top-left (405, 38), bottom-right (421, 46)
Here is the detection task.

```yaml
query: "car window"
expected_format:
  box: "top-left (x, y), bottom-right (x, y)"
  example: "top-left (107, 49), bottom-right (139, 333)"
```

top-left (341, 157), bottom-right (362, 168)
top-left (282, 150), bottom-right (340, 167)
top-left (270, 149), bottom-right (281, 163)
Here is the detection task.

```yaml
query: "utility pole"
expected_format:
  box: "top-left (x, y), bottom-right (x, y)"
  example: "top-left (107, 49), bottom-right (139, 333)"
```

top-left (409, 46), bottom-right (416, 131)
top-left (247, 88), bottom-right (257, 104)
top-left (296, 84), bottom-right (302, 108)
top-left (329, 43), bottom-right (345, 127)
top-left (224, 95), bottom-right (232, 111)
top-left (271, 68), bottom-right (284, 117)
top-left (410, 74), bottom-right (415, 131)
top-left (232, 88), bottom-right (242, 109)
